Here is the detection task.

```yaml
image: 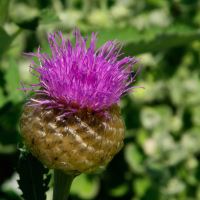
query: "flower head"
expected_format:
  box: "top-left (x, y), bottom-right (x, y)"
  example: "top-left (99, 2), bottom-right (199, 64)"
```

top-left (20, 29), bottom-right (139, 173)
top-left (26, 29), bottom-right (138, 114)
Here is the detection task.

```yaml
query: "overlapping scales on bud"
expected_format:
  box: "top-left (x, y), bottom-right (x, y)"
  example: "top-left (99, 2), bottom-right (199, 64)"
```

top-left (20, 102), bottom-right (124, 174)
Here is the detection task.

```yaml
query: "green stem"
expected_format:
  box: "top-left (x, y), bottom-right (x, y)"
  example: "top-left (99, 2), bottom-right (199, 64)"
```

top-left (53, 170), bottom-right (75, 200)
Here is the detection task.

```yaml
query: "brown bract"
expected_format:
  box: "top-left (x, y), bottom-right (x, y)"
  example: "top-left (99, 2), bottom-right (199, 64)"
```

top-left (20, 99), bottom-right (125, 174)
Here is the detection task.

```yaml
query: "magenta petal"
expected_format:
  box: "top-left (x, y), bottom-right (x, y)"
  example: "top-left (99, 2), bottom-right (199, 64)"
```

top-left (24, 29), bottom-right (138, 113)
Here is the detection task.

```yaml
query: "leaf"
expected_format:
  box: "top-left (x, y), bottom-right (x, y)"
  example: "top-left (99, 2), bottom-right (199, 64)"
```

top-left (124, 143), bottom-right (144, 173)
top-left (71, 174), bottom-right (99, 199)
top-left (124, 28), bottom-right (200, 55)
top-left (96, 25), bottom-right (200, 55)
top-left (140, 106), bottom-right (172, 131)
top-left (96, 27), bottom-right (143, 47)
top-left (0, 143), bottom-right (16, 154)
top-left (5, 59), bottom-right (23, 103)
top-left (40, 9), bottom-right (60, 25)
top-left (17, 149), bottom-right (51, 200)
top-left (0, 88), bottom-right (6, 108)
top-left (0, 0), bottom-right (10, 25)
top-left (109, 184), bottom-right (128, 197)
top-left (133, 177), bottom-right (151, 197)
top-left (0, 27), bottom-right (13, 56)
top-left (10, 3), bottom-right (39, 30)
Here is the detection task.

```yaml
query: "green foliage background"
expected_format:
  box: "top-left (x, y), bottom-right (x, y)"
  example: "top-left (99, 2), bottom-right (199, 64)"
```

top-left (0, 0), bottom-right (200, 199)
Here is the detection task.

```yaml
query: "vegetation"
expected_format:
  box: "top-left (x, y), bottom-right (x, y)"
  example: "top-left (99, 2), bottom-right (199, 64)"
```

top-left (0, 0), bottom-right (200, 199)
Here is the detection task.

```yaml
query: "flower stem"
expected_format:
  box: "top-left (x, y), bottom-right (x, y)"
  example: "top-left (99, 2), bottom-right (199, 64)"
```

top-left (53, 170), bottom-right (75, 200)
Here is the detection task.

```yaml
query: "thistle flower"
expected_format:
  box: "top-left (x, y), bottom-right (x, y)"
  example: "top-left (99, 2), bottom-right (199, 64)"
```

top-left (20, 29), bottom-right (138, 174)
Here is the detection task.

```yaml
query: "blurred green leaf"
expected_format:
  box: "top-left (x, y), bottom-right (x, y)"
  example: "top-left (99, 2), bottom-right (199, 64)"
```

top-left (96, 25), bottom-right (200, 55)
top-left (133, 177), bottom-right (151, 197)
top-left (40, 9), bottom-right (60, 25)
top-left (71, 174), bottom-right (99, 199)
top-left (124, 26), bottom-right (200, 54)
top-left (109, 184), bottom-right (128, 197)
top-left (10, 2), bottom-right (39, 30)
top-left (0, 27), bottom-right (13, 56)
top-left (96, 27), bottom-right (142, 47)
top-left (181, 128), bottom-right (200, 154)
top-left (125, 144), bottom-right (144, 173)
top-left (17, 150), bottom-right (50, 200)
top-left (0, 0), bottom-right (10, 25)
top-left (163, 178), bottom-right (186, 195)
top-left (191, 106), bottom-right (200, 126)
top-left (5, 59), bottom-right (23, 103)
top-left (0, 88), bottom-right (6, 108)
top-left (1, 173), bottom-right (22, 199)
top-left (0, 143), bottom-right (16, 154)
top-left (140, 106), bottom-right (172, 131)
top-left (147, 0), bottom-right (167, 7)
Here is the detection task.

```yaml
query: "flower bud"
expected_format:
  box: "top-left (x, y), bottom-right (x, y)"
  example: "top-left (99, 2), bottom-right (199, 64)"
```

top-left (20, 99), bottom-right (124, 174)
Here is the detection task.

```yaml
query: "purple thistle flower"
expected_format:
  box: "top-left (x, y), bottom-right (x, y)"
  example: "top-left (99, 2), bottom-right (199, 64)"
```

top-left (25, 29), bottom-right (138, 114)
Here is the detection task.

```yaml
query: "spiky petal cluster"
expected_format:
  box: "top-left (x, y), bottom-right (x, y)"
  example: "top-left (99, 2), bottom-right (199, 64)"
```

top-left (27, 30), bottom-right (138, 113)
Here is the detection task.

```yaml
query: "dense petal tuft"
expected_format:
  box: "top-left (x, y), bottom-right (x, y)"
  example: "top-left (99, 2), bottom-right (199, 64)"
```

top-left (25, 29), bottom-right (138, 113)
